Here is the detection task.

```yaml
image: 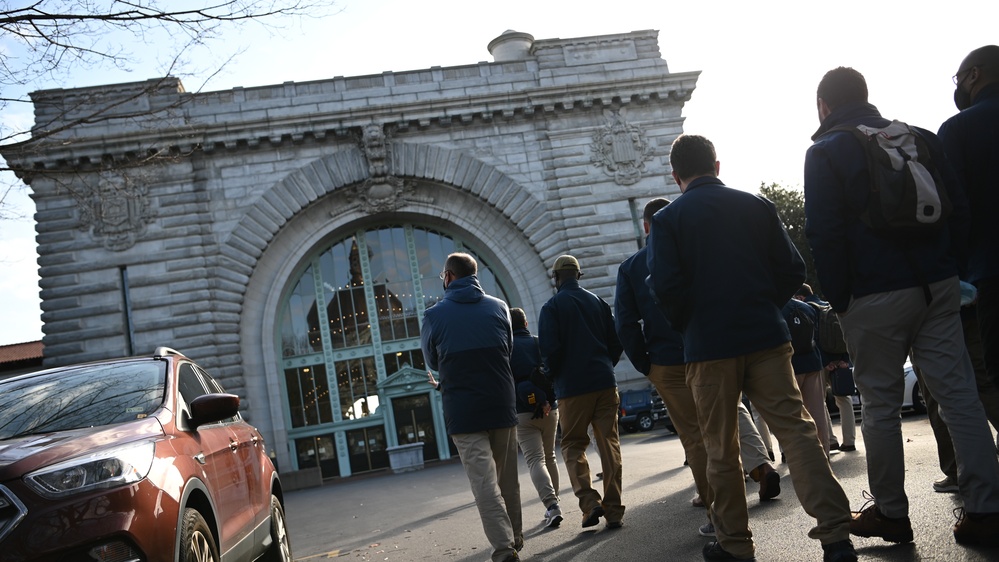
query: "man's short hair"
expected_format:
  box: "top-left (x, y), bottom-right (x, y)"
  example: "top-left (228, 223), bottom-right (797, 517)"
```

top-left (669, 135), bottom-right (717, 182)
top-left (643, 197), bottom-right (671, 223)
top-left (817, 67), bottom-right (868, 110)
top-left (796, 283), bottom-right (814, 298)
top-left (445, 252), bottom-right (477, 278)
top-left (961, 45), bottom-right (999, 83)
top-left (510, 307), bottom-right (527, 330)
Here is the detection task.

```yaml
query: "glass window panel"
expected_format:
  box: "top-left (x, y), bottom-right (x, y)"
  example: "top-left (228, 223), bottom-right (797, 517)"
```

top-left (321, 239), bottom-right (371, 349)
top-left (383, 349), bottom-right (426, 375)
top-left (285, 364), bottom-right (331, 428)
top-left (280, 266), bottom-right (319, 358)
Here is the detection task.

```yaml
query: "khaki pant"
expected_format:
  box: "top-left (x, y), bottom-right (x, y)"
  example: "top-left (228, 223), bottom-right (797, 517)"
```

top-left (797, 370), bottom-right (831, 455)
top-left (558, 387), bottom-right (625, 523)
top-left (687, 343), bottom-right (851, 558)
top-left (451, 427), bottom-right (522, 562)
top-left (516, 409), bottom-right (561, 509)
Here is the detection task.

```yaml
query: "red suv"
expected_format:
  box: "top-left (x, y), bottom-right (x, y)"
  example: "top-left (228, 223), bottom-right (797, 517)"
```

top-left (0, 347), bottom-right (292, 562)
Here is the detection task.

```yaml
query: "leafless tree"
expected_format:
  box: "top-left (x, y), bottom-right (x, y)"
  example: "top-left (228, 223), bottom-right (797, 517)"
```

top-left (0, 1), bottom-right (332, 196)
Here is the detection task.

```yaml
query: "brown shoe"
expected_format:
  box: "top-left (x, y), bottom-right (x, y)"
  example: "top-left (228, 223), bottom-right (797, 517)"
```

top-left (850, 502), bottom-right (913, 543)
top-left (582, 505), bottom-right (605, 528)
top-left (953, 509), bottom-right (999, 547)
top-left (749, 463), bottom-right (781, 501)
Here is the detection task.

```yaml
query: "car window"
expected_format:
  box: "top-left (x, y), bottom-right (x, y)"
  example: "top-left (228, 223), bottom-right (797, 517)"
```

top-left (195, 365), bottom-right (240, 423)
top-left (0, 361), bottom-right (165, 439)
top-left (178, 363), bottom-right (209, 405)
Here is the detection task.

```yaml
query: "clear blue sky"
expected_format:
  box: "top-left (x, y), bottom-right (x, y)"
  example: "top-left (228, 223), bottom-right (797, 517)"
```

top-left (1, 0), bottom-right (996, 345)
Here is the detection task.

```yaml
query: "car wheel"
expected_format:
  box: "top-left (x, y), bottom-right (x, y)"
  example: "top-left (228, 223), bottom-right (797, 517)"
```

top-left (262, 495), bottom-right (293, 562)
top-left (637, 413), bottom-right (654, 432)
top-left (911, 384), bottom-right (927, 415)
top-left (180, 508), bottom-right (219, 562)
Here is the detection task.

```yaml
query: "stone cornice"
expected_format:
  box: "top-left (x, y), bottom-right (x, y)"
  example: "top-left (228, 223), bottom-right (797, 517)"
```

top-left (5, 71), bottom-right (699, 172)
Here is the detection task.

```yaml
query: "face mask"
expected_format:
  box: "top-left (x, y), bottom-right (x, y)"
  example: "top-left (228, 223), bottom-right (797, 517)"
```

top-left (442, 280), bottom-right (448, 291)
top-left (954, 87), bottom-right (972, 111)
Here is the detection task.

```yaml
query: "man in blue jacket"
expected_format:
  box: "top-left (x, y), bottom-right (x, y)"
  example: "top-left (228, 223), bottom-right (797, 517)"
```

top-left (615, 197), bottom-right (780, 539)
top-left (648, 134), bottom-right (854, 562)
top-left (780, 297), bottom-right (830, 455)
top-left (538, 254), bottom-right (624, 530)
top-left (421, 252), bottom-right (522, 562)
top-left (939, 46), bottom-right (999, 394)
top-left (804, 66), bottom-right (999, 549)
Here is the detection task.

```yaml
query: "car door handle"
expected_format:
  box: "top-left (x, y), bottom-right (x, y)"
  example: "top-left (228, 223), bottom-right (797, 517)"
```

top-left (194, 453), bottom-right (206, 465)
top-left (229, 439), bottom-right (239, 452)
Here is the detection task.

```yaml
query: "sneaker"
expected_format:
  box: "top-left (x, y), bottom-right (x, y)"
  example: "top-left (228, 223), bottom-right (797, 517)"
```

top-left (607, 520), bottom-right (624, 529)
top-left (839, 444), bottom-right (857, 452)
top-left (750, 463), bottom-right (781, 501)
top-left (500, 553), bottom-right (520, 562)
top-left (830, 441), bottom-right (841, 451)
top-left (544, 504), bottom-right (563, 528)
top-left (702, 541), bottom-right (756, 561)
top-left (933, 475), bottom-right (959, 493)
top-left (822, 539), bottom-right (858, 562)
top-left (953, 508), bottom-right (999, 546)
top-left (699, 521), bottom-right (716, 537)
top-left (514, 534), bottom-right (524, 551)
top-left (692, 494), bottom-right (705, 508)
top-left (850, 499), bottom-right (913, 543)
top-left (582, 505), bottom-right (605, 528)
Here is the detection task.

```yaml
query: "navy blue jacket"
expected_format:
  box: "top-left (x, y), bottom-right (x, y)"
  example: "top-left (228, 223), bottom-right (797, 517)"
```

top-left (615, 243), bottom-right (685, 373)
top-left (938, 83), bottom-right (999, 285)
top-left (511, 327), bottom-right (556, 413)
top-left (646, 176), bottom-right (805, 362)
top-left (538, 279), bottom-right (623, 399)
top-left (420, 275), bottom-right (517, 434)
top-left (804, 102), bottom-right (970, 312)
top-left (781, 298), bottom-right (822, 374)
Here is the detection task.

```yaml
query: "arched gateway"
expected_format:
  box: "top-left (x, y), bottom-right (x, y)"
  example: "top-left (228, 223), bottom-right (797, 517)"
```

top-left (3, 29), bottom-right (698, 478)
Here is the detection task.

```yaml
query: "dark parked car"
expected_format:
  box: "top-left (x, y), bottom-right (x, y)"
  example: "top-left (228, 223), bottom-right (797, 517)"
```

top-left (650, 388), bottom-right (676, 433)
top-left (0, 347), bottom-right (291, 562)
top-left (619, 388), bottom-right (656, 433)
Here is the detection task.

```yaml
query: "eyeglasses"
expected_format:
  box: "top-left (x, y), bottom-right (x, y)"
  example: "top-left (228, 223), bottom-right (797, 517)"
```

top-left (953, 64), bottom-right (983, 85)
top-left (439, 270), bottom-right (449, 280)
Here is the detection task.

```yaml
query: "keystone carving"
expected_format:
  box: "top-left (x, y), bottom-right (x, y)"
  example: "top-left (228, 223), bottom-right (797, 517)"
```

top-left (349, 124), bottom-right (415, 213)
top-left (74, 171), bottom-right (154, 251)
top-left (590, 109), bottom-right (654, 185)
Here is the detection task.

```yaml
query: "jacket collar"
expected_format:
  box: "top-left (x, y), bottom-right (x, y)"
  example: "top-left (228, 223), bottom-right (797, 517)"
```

top-left (811, 101), bottom-right (883, 140)
top-left (972, 82), bottom-right (999, 106)
top-left (683, 176), bottom-right (725, 193)
top-left (556, 278), bottom-right (581, 293)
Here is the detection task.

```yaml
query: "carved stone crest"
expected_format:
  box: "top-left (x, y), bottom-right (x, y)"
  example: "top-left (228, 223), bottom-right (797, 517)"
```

top-left (590, 109), bottom-right (654, 185)
top-left (75, 171), bottom-right (154, 251)
top-left (349, 124), bottom-right (416, 213)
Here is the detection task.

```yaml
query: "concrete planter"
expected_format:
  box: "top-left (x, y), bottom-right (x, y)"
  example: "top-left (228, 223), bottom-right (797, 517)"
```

top-left (387, 442), bottom-right (425, 474)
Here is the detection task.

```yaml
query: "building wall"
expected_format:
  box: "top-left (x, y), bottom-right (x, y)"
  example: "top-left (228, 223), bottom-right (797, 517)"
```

top-left (5, 29), bottom-right (697, 474)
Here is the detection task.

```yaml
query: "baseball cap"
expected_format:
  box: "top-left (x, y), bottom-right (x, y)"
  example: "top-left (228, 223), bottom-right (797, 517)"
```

top-left (552, 255), bottom-right (580, 273)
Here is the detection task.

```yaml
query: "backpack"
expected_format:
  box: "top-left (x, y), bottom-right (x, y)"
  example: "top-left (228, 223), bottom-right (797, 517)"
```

top-left (831, 120), bottom-right (952, 236)
top-left (785, 305), bottom-right (815, 355)
top-left (807, 301), bottom-right (848, 355)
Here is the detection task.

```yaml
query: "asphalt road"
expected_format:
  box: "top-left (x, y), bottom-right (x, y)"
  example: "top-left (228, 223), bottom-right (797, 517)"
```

top-left (283, 414), bottom-right (998, 561)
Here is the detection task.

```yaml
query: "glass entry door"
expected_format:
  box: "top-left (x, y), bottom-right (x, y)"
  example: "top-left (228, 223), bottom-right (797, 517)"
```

top-left (392, 393), bottom-right (440, 462)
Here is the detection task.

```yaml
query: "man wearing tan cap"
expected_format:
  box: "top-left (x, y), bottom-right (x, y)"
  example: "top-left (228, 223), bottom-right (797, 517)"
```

top-left (538, 254), bottom-right (625, 530)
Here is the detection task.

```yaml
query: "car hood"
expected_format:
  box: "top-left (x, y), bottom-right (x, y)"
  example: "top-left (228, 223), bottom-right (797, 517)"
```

top-left (0, 417), bottom-right (165, 480)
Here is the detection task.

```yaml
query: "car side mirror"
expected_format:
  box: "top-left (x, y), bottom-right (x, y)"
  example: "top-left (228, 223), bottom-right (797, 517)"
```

top-left (189, 393), bottom-right (240, 429)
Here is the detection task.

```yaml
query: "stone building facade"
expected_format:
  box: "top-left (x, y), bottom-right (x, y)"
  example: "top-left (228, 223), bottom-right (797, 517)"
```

top-left (3, 30), bottom-right (698, 478)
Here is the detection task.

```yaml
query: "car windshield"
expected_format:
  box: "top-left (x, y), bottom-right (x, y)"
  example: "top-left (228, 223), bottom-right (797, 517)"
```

top-left (0, 361), bottom-right (166, 440)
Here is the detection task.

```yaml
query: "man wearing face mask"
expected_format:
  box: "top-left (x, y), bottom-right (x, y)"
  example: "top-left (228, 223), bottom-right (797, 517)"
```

top-left (939, 46), bottom-right (999, 394)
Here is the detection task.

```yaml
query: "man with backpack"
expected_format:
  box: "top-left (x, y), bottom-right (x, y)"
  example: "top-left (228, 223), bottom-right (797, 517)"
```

top-left (804, 66), bottom-right (999, 548)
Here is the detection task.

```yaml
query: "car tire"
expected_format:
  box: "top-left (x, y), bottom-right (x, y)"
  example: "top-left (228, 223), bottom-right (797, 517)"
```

top-left (637, 413), bottom-right (654, 432)
top-left (262, 495), bottom-right (293, 562)
top-left (911, 384), bottom-right (928, 415)
top-left (180, 508), bottom-right (219, 562)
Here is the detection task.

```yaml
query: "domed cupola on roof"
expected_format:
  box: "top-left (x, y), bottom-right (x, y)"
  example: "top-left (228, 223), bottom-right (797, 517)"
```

top-left (487, 30), bottom-right (535, 62)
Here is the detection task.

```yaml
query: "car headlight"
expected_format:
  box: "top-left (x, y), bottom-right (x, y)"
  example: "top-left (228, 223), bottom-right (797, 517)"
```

top-left (24, 440), bottom-right (155, 499)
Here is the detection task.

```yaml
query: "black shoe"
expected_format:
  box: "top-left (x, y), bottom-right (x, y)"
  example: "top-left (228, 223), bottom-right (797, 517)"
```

top-left (822, 539), bottom-right (857, 562)
top-left (839, 444), bottom-right (857, 452)
top-left (582, 505), bottom-right (605, 528)
top-left (702, 541), bottom-right (756, 561)
top-left (830, 442), bottom-right (841, 451)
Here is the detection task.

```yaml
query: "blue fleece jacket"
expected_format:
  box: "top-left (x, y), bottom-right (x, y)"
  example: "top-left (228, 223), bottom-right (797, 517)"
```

top-left (615, 243), bottom-right (685, 372)
top-left (938, 83), bottom-right (999, 285)
top-left (538, 279), bottom-right (622, 400)
top-left (804, 102), bottom-right (969, 312)
top-left (646, 176), bottom-right (806, 363)
top-left (420, 274), bottom-right (517, 434)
